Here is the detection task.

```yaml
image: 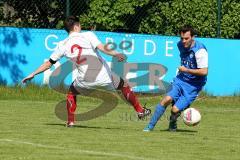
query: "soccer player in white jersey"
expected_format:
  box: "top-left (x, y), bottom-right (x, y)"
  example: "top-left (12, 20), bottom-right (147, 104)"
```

top-left (144, 25), bottom-right (208, 132)
top-left (22, 16), bottom-right (151, 127)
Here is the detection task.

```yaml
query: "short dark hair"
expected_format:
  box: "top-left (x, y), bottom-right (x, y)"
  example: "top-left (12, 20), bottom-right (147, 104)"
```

top-left (179, 25), bottom-right (195, 36)
top-left (64, 16), bottom-right (80, 33)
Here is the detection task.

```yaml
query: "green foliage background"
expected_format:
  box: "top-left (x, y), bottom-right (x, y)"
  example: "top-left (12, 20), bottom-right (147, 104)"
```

top-left (1, 0), bottom-right (240, 38)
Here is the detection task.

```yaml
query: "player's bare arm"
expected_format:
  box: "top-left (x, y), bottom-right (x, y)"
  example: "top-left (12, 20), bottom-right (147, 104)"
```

top-left (22, 61), bottom-right (53, 83)
top-left (97, 43), bottom-right (125, 62)
top-left (178, 66), bottom-right (208, 76)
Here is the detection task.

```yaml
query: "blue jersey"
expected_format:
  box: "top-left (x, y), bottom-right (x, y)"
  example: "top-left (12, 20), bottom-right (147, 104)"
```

top-left (176, 40), bottom-right (208, 86)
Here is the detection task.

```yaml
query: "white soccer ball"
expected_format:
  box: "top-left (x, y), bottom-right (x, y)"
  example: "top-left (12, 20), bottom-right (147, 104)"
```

top-left (183, 108), bottom-right (201, 126)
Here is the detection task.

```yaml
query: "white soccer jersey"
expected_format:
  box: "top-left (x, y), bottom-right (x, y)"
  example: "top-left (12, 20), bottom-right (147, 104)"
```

top-left (50, 31), bottom-right (118, 89)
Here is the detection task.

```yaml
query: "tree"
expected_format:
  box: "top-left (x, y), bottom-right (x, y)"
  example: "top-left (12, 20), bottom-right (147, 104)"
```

top-left (139, 0), bottom-right (218, 37)
top-left (221, 0), bottom-right (240, 38)
top-left (79, 0), bottom-right (150, 31)
top-left (0, 1), bottom-right (3, 26)
top-left (1, 0), bottom-right (65, 28)
top-left (1, 0), bottom-right (240, 38)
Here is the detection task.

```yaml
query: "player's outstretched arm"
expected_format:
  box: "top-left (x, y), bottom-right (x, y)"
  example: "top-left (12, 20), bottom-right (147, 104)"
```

top-left (22, 61), bottom-right (53, 83)
top-left (97, 43), bottom-right (125, 62)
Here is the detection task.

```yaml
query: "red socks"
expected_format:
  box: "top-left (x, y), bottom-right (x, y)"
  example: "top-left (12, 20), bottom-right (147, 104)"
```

top-left (121, 86), bottom-right (143, 113)
top-left (66, 93), bottom-right (77, 123)
top-left (66, 86), bottom-right (143, 123)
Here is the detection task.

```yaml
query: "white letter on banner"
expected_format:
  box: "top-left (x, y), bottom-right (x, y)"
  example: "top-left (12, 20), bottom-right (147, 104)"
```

top-left (166, 41), bottom-right (173, 57)
top-left (144, 40), bottom-right (156, 56)
top-left (45, 34), bottom-right (59, 51)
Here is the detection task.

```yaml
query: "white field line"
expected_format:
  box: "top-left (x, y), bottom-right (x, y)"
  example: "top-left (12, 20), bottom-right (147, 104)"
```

top-left (0, 139), bottom-right (156, 160)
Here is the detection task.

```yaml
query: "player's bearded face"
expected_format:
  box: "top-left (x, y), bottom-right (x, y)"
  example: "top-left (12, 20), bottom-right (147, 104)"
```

top-left (180, 31), bottom-right (194, 48)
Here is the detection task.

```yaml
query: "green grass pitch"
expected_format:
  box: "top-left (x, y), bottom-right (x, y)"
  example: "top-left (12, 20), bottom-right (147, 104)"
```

top-left (0, 85), bottom-right (239, 160)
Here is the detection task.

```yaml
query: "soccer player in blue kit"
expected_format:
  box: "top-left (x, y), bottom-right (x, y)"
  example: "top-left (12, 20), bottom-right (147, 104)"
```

top-left (144, 25), bottom-right (208, 132)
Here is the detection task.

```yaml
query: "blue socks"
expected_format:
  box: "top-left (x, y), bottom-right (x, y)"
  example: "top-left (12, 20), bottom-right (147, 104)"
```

top-left (147, 104), bottom-right (166, 129)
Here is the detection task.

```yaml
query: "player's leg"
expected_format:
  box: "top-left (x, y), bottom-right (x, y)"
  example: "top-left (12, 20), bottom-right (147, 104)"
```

top-left (143, 95), bottom-right (172, 131)
top-left (112, 74), bottom-right (151, 119)
top-left (168, 80), bottom-right (202, 131)
top-left (144, 79), bottom-right (181, 131)
top-left (168, 105), bottom-right (182, 132)
top-left (66, 84), bottom-right (79, 127)
top-left (169, 96), bottom-right (192, 131)
top-left (121, 81), bottom-right (151, 119)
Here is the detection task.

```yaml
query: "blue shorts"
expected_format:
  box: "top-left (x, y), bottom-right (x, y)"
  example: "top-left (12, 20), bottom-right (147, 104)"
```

top-left (167, 78), bottom-right (203, 111)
